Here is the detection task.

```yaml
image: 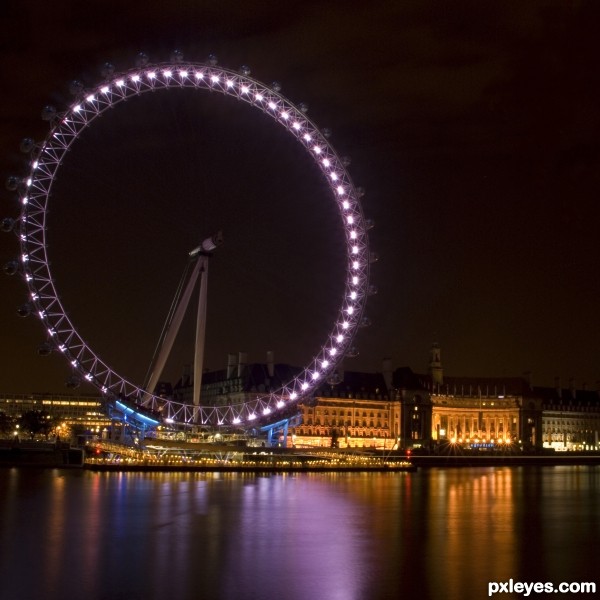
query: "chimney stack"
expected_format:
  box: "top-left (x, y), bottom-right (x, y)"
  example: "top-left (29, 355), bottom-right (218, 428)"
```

top-left (238, 352), bottom-right (248, 377)
top-left (227, 354), bottom-right (237, 379)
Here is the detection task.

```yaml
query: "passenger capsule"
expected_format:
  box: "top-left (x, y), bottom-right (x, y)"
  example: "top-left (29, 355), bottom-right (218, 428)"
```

top-left (19, 138), bottom-right (35, 153)
top-left (101, 62), bottom-right (115, 78)
top-left (69, 80), bottom-right (84, 96)
top-left (17, 303), bottom-right (32, 317)
top-left (135, 52), bottom-right (149, 67)
top-left (3, 260), bottom-right (19, 275)
top-left (37, 342), bottom-right (53, 356)
top-left (66, 375), bottom-right (81, 389)
top-left (1, 217), bottom-right (15, 233)
top-left (5, 176), bottom-right (20, 191)
top-left (41, 105), bottom-right (57, 121)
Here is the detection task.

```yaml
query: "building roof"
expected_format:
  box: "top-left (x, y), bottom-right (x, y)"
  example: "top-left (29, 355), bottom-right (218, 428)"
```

top-left (174, 363), bottom-right (303, 394)
top-left (392, 364), bottom-right (600, 407)
top-left (532, 385), bottom-right (600, 408)
top-left (431, 375), bottom-right (532, 397)
top-left (391, 367), bottom-right (424, 390)
top-left (392, 367), bottom-right (532, 397)
top-left (315, 370), bottom-right (390, 400)
top-left (172, 362), bottom-right (391, 400)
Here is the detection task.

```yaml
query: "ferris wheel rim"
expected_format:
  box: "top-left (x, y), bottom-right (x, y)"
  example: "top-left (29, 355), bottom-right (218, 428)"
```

top-left (17, 59), bottom-right (371, 426)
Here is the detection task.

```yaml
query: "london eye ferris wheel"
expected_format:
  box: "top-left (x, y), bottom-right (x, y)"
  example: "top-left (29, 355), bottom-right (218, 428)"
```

top-left (4, 51), bottom-right (375, 428)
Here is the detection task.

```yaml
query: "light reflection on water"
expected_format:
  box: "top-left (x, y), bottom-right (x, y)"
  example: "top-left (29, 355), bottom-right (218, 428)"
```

top-left (0, 467), bottom-right (598, 600)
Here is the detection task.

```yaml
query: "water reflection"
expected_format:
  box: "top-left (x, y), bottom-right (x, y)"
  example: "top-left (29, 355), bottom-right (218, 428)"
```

top-left (427, 468), bottom-right (518, 598)
top-left (0, 467), bottom-right (598, 600)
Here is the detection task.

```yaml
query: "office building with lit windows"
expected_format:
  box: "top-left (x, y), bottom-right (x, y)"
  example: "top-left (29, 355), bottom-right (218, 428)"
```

top-left (0, 392), bottom-right (109, 430)
top-left (537, 379), bottom-right (600, 451)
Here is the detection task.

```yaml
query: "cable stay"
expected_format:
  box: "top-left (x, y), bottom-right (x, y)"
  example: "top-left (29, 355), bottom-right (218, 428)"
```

top-left (143, 257), bottom-right (196, 392)
top-left (141, 231), bottom-right (223, 411)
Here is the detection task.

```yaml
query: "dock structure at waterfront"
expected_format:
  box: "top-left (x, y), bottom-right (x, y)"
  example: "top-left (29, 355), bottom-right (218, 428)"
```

top-left (0, 440), bottom-right (84, 467)
top-left (82, 441), bottom-right (416, 472)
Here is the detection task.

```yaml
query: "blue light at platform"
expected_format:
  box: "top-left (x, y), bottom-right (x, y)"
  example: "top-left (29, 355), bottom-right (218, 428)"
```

top-left (115, 400), bottom-right (160, 427)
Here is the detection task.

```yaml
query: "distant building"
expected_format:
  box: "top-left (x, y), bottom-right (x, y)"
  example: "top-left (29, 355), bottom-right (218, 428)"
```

top-left (390, 345), bottom-right (600, 452)
top-left (172, 353), bottom-right (401, 449)
top-left (537, 378), bottom-right (600, 451)
top-left (0, 392), bottom-right (109, 430)
top-left (393, 366), bottom-right (537, 451)
top-left (291, 369), bottom-right (400, 449)
top-left (171, 351), bottom-right (302, 408)
top-left (182, 345), bottom-right (600, 452)
top-left (3, 346), bottom-right (599, 451)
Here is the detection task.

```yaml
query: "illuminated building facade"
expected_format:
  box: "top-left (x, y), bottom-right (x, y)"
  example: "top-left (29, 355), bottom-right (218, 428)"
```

top-left (538, 379), bottom-right (600, 451)
top-left (430, 393), bottom-right (521, 446)
top-left (393, 346), bottom-right (542, 450)
top-left (173, 355), bottom-right (400, 449)
top-left (170, 354), bottom-right (400, 448)
top-left (2, 347), bottom-right (598, 451)
top-left (0, 392), bottom-right (109, 429)
top-left (291, 371), bottom-right (400, 449)
top-left (173, 347), bottom-right (599, 451)
top-left (391, 345), bottom-right (600, 452)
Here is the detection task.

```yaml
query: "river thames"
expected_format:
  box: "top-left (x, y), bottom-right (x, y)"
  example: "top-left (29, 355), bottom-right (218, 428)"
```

top-left (0, 466), bottom-right (598, 600)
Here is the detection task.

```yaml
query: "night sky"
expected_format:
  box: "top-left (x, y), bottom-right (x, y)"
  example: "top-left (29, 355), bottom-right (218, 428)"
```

top-left (1, 1), bottom-right (599, 394)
